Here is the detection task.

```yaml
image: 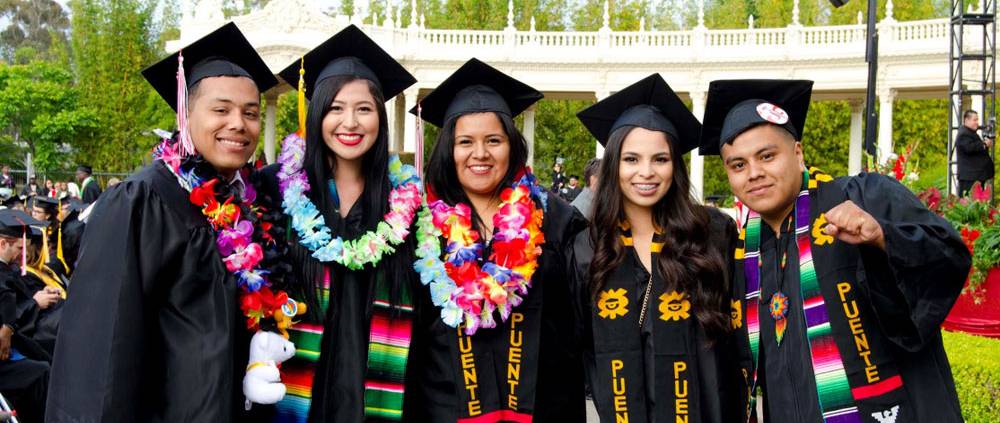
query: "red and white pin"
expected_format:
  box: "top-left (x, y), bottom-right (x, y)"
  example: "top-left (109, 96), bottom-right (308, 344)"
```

top-left (756, 102), bottom-right (789, 125)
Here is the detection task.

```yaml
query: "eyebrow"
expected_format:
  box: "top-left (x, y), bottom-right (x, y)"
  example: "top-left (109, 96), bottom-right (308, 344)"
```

top-left (724, 143), bottom-right (777, 165)
top-left (209, 98), bottom-right (260, 108)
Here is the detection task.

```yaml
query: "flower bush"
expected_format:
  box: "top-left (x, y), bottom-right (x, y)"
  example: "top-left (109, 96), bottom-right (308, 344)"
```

top-left (918, 182), bottom-right (999, 294)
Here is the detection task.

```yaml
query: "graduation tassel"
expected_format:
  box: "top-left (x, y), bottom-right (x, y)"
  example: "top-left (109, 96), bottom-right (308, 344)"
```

top-left (20, 227), bottom-right (27, 276)
top-left (415, 102), bottom-right (423, 178)
top-left (296, 57), bottom-right (307, 138)
top-left (56, 199), bottom-right (68, 272)
top-left (176, 49), bottom-right (195, 156)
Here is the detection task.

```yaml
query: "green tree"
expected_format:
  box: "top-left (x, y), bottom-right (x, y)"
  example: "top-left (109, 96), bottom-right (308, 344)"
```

top-left (572, 0), bottom-right (651, 31)
top-left (0, 0), bottom-right (70, 64)
top-left (70, 0), bottom-right (164, 172)
top-left (0, 61), bottom-right (99, 172)
top-left (533, 99), bottom-right (596, 186)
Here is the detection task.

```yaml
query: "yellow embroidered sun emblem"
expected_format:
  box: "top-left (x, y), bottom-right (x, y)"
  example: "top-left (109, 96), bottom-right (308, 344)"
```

top-left (598, 288), bottom-right (630, 319)
top-left (731, 299), bottom-right (743, 329)
top-left (813, 213), bottom-right (834, 246)
top-left (659, 291), bottom-right (691, 321)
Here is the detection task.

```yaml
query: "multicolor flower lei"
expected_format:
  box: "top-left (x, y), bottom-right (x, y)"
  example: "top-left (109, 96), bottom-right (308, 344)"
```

top-left (414, 170), bottom-right (548, 335)
top-left (154, 139), bottom-right (301, 336)
top-left (276, 133), bottom-right (422, 270)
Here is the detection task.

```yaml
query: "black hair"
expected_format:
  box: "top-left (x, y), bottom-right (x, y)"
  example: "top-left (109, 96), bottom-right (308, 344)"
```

top-left (424, 111), bottom-right (529, 234)
top-left (589, 125), bottom-right (731, 343)
top-left (583, 158), bottom-right (601, 185)
top-left (291, 74), bottom-right (414, 318)
top-left (964, 109), bottom-right (979, 120)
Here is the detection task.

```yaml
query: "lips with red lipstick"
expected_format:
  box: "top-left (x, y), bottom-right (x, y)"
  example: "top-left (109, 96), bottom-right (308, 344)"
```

top-left (336, 133), bottom-right (364, 147)
top-left (631, 181), bottom-right (661, 197)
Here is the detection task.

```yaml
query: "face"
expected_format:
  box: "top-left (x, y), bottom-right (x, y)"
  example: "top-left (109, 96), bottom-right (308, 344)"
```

top-left (75, 171), bottom-right (85, 182)
top-left (0, 236), bottom-right (23, 263)
top-left (31, 206), bottom-right (50, 222)
top-left (569, 177), bottom-right (579, 187)
top-left (321, 79), bottom-right (380, 163)
top-left (45, 180), bottom-right (53, 189)
top-left (618, 127), bottom-right (674, 210)
top-left (721, 124), bottom-right (805, 220)
top-left (188, 76), bottom-right (261, 177)
top-left (453, 112), bottom-right (510, 198)
top-left (965, 113), bottom-right (980, 130)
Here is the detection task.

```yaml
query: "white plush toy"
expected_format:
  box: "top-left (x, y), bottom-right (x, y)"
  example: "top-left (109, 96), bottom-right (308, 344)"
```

top-left (243, 330), bottom-right (296, 409)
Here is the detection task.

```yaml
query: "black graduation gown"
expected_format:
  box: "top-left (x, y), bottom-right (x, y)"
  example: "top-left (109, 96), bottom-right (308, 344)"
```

top-left (20, 267), bottom-right (64, 356)
top-left (58, 212), bottom-right (85, 276)
top-left (570, 207), bottom-right (744, 423)
top-left (246, 164), bottom-right (422, 422)
top-left (734, 173), bottom-right (970, 423)
top-left (405, 196), bottom-right (589, 422)
top-left (0, 260), bottom-right (50, 423)
top-left (46, 161), bottom-right (241, 423)
top-left (81, 179), bottom-right (102, 205)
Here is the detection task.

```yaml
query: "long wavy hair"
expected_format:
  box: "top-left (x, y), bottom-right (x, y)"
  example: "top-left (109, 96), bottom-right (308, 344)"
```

top-left (424, 111), bottom-right (529, 235)
top-left (588, 126), bottom-right (730, 342)
top-left (291, 74), bottom-right (415, 317)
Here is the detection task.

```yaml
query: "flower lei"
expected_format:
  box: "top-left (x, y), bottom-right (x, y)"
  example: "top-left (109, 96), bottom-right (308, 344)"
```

top-left (154, 139), bottom-right (302, 336)
top-left (276, 133), bottom-right (422, 270)
top-left (414, 170), bottom-right (548, 335)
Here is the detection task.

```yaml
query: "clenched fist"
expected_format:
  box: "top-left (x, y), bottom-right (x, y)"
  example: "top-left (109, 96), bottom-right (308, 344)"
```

top-left (822, 200), bottom-right (885, 250)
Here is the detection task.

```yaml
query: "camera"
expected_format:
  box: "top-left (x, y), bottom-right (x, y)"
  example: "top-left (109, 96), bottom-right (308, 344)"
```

top-left (981, 117), bottom-right (996, 140)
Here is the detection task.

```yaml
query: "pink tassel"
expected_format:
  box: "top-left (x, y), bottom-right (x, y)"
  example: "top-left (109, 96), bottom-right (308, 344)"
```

top-left (20, 229), bottom-right (26, 276)
top-left (415, 103), bottom-right (423, 178)
top-left (176, 50), bottom-right (195, 157)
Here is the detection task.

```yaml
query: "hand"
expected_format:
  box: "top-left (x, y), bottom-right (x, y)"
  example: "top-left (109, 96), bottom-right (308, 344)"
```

top-left (985, 138), bottom-right (994, 149)
top-left (34, 290), bottom-right (61, 309)
top-left (822, 200), bottom-right (885, 250)
top-left (0, 325), bottom-right (12, 361)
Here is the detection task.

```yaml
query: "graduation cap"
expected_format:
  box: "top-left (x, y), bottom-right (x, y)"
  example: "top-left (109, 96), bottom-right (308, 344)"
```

top-left (698, 79), bottom-right (813, 156)
top-left (141, 22), bottom-right (279, 112)
top-left (576, 74), bottom-right (702, 153)
top-left (30, 196), bottom-right (59, 214)
top-left (0, 209), bottom-right (46, 238)
top-left (76, 165), bottom-right (92, 175)
top-left (277, 25), bottom-right (415, 102)
top-left (411, 58), bottom-right (543, 127)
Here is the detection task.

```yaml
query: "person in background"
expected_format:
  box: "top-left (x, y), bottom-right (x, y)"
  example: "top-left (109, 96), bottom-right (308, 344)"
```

top-left (0, 167), bottom-right (13, 190)
top-left (106, 177), bottom-right (121, 188)
top-left (571, 158), bottom-right (601, 219)
top-left (75, 165), bottom-right (102, 205)
top-left (550, 160), bottom-right (566, 193)
top-left (43, 180), bottom-right (56, 198)
top-left (561, 174), bottom-right (582, 202)
top-left (56, 182), bottom-right (68, 200)
top-left (956, 109), bottom-right (995, 197)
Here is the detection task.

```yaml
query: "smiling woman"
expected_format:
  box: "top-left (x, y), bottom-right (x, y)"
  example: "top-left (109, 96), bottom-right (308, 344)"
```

top-left (407, 58), bottom-right (589, 422)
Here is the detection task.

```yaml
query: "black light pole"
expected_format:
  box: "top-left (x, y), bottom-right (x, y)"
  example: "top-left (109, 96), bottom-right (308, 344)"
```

top-left (829, 0), bottom-right (880, 160)
top-left (863, 0), bottom-right (880, 159)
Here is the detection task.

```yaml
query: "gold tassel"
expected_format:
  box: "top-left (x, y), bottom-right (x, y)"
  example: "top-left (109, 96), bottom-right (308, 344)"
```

top-left (296, 56), bottom-right (307, 138)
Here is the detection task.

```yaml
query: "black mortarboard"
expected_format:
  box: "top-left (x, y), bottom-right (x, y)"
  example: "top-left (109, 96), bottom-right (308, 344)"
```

top-left (699, 79), bottom-right (813, 155)
top-left (411, 58), bottom-right (543, 127)
top-left (31, 196), bottom-right (59, 213)
top-left (142, 22), bottom-right (279, 111)
top-left (576, 74), bottom-right (701, 153)
top-left (278, 25), bottom-right (415, 102)
top-left (0, 209), bottom-right (46, 237)
top-left (76, 165), bottom-right (92, 174)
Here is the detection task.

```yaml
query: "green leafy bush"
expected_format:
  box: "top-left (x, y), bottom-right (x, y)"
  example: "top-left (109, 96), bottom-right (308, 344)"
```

top-left (943, 330), bottom-right (1000, 422)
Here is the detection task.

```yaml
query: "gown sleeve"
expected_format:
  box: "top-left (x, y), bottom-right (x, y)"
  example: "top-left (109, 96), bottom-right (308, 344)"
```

top-left (843, 173), bottom-right (971, 351)
top-left (46, 179), bottom-right (184, 422)
top-left (0, 274), bottom-right (15, 329)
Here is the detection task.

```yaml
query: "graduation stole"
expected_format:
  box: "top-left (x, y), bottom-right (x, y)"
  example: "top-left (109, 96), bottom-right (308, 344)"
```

top-left (590, 223), bottom-right (700, 423)
top-left (737, 168), bottom-right (907, 423)
top-left (450, 261), bottom-right (544, 422)
top-left (363, 271), bottom-right (415, 421)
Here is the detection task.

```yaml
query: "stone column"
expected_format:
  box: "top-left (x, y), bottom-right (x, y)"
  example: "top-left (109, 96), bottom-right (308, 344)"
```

top-left (595, 89), bottom-right (610, 157)
top-left (263, 92), bottom-right (278, 164)
top-left (689, 90), bottom-right (707, 203)
top-left (403, 87), bottom-right (419, 153)
top-left (394, 94), bottom-right (407, 153)
top-left (877, 88), bottom-right (896, 164)
top-left (386, 93), bottom-right (398, 153)
top-left (523, 105), bottom-right (536, 169)
top-left (848, 99), bottom-right (864, 175)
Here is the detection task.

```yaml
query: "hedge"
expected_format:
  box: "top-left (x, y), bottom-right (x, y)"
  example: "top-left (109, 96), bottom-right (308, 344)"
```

top-left (943, 330), bottom-right (1000, 422)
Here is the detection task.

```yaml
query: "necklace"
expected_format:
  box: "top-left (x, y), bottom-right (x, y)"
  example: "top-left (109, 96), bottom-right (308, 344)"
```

top-left (277, 133), bottom-right (422, 270)
top-left (413, 169), bottom-right (548, 335)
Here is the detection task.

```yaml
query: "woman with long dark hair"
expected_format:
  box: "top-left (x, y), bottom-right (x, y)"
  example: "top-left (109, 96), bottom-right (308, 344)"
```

top-left (249, 26), bottom-right (424, 422)
top-left (571, 74), bottom-right (743, 422)
top-left (405, 59), bottom-right (588, 422)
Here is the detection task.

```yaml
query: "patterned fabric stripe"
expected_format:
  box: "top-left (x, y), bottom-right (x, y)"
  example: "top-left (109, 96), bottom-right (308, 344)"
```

top-left (363, 276), bottom-right (414, 421)
top-left (274, 394), bottom-right (311, 423)
top-left (851, 375), bottom-right (903, 400)
top-left (796, 171), bottom-right (859, 422)
top-left (271, 269), bottom-right (330, 423)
